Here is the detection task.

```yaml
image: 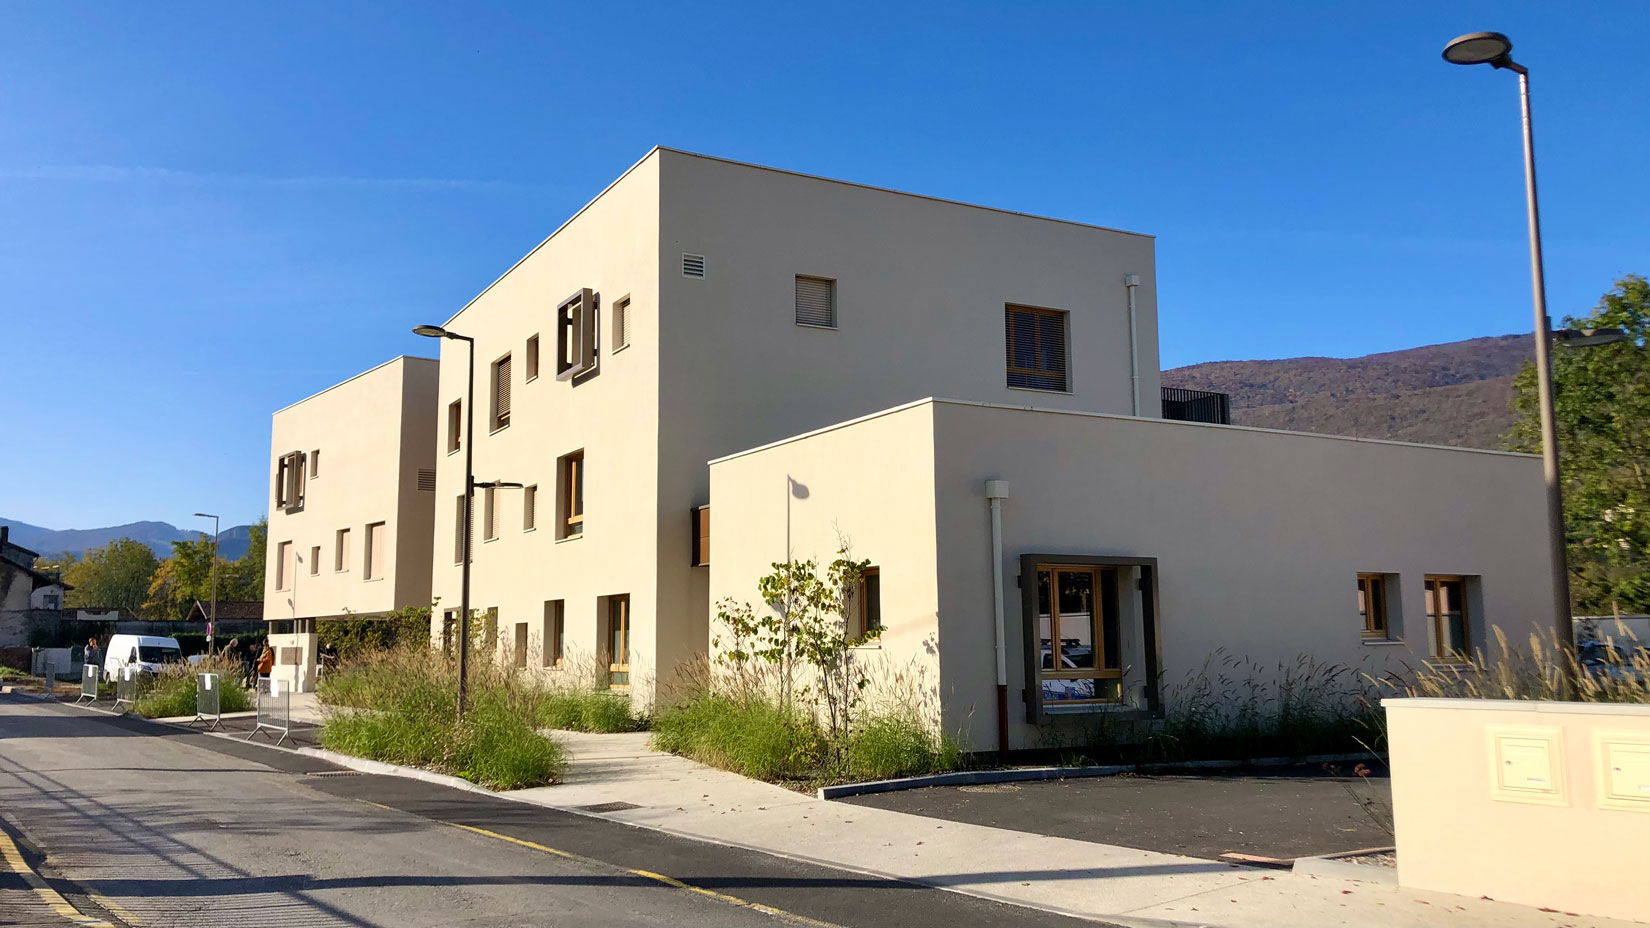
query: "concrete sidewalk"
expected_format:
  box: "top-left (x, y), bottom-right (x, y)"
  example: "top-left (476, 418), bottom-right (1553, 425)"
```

top-left (506, 731), bottom-right (1618, 928)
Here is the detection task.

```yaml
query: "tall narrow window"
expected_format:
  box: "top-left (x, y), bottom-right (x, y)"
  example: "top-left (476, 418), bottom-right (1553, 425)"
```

top-left (334, 528), bottom-right (351, 572)
top-left (854, 567), bottom-right (882, 639)
top-left (310, 450), bottom-right (321, 478)
top-left (605, 595), bottom-right (630, 687)
top-left (484, 607), bottom-right (498, 652)
top-left (543, 600), bottom-right (564, 667)
top-left (483, 487), bottom-right (498, 541)
top-left (275, 541), bottom-right (293, 591)
top-left (523, 484), bottom-right (538, 531)
top-left (795, 275), bottom-right (837, 328)
top-left (365, 521), bottom-right (386, 580)
top-left (514, 622), bottom-right (529, 669)
top-left (1005, 305), bottom-right (1069, 391)
top-left (560, 450), bottom-right (585, 537)
top-left (309, 545), bottom-right (321, 576)
top-left (491, 354), bottom-right (512, 431)
top-left (525, 335), bottom-right (540, 381)
top-left (1425, 575), bottom-right (1471, 662)
top-left (1035, 565), bottom-right (1121, 703)
top-left (1358, 574), bottom-right (1390, 639)
top-left (613, 296), bottom-right (631, 350)
top-left (454, 495), bottom-right (467, 563)
top-left (556, 288), bottom-right (598, 380)
top-left (447, 400), bottom-right (463, 453)
top-left (441, 609), bottom-right (458, 655)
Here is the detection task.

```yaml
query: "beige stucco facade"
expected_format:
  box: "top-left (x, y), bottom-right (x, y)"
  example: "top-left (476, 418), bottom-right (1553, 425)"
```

top-left (426, 148), bottom-right (1160, 703)
top-left (264, 355), bottom-right (439, 623)
top-left (1385, 698), bottom-right (1650, 923)
top-left (710, 399), bottom-right (1554, 751)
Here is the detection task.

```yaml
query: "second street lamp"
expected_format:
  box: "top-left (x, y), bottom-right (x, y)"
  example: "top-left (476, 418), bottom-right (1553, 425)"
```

top-left (193, 512), bottom-right (219, 654)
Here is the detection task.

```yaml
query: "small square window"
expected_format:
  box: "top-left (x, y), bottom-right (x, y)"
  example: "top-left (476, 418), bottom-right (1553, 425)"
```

top-left (795, 276), bottom-right (836, 328)
top-left (1005, 305), bottom-right (1069, 392)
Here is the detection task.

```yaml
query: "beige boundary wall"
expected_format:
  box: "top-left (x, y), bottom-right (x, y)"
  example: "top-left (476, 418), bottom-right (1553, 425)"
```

top-left (710, 398), bottom-right (1553, 751)
top-left (1385, 697), bottom-right (1650, 923)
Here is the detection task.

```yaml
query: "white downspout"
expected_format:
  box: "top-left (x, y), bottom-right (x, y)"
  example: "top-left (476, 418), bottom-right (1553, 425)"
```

top-left (986, 479), bottom-right (1010, 758)
top-left (1124, 274), bottom-right (1142, 416)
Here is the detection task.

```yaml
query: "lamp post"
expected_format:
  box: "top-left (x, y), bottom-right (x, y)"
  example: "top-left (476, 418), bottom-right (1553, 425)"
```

top-left (414, 324), bottom-right (478, 716)
top-left (193, 512), bottom-right (219, 654)
top-left (1442, 33), bottom-right (1629, 673)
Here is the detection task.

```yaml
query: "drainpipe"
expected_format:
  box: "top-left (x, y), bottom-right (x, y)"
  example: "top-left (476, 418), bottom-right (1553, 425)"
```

top-left (1124, 274), bottom-right (1142, 416)
top-left (985, 479), bottom-right (1010, 760)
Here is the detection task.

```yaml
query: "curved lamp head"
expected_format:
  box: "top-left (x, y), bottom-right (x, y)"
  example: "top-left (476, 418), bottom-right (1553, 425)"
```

top-left (1555, 327), bottom-right (1630, 348)
top-left (412, 324), bottom-right (448, 338)
top-left (1443, 31), bottom-right (1514, 67)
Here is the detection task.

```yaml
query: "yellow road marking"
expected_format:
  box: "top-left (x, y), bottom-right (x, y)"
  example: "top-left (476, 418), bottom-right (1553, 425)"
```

top-left (0, 828), bottom-right (119, 927)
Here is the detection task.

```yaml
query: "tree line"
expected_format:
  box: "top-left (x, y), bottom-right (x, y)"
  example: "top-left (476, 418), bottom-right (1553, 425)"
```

top-left (33, 520), bottom-right (267, 620)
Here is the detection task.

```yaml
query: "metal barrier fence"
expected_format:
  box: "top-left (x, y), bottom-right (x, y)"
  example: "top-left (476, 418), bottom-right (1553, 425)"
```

top-left (192, 672), bottom-right (223, 731)
top-left (249, 676), bottom-right (292, 746)
top-left (77, 664), bottom-right (100, 703)
top-left (112, 666), bottom-right (147, 709)
top-left (41, 660), bottom-right (58, 695)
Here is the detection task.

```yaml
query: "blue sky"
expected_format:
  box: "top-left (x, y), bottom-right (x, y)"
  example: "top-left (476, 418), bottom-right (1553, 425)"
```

top-left (2, 2), bottom-right (1647, 530)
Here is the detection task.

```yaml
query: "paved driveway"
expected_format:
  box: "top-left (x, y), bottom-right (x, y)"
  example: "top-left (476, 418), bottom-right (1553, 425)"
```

top-left (841, 764), bottom-right (1393, 860)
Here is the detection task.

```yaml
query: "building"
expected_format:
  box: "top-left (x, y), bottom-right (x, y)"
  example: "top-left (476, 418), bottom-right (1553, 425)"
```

top-left (0, 525), bottom-right (68, 648)
top-left (265, 148), bottom-right (1556, 747)
top-left (263, 355), bottom-right (439, 690)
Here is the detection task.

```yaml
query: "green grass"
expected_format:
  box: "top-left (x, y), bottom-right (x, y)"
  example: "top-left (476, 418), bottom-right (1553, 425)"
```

top-left (535, 690), bottom-right (646, 733)
top-left (846, 712), bottom-right (962, 781)
top-left (130, 660), bottom-right (253, 719)
top-left (0, 666), bottom-right (30, 681)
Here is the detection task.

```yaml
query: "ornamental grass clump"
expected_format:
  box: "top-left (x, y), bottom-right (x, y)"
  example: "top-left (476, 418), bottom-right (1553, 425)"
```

top-left (131, 656), bottom-right (253, 719)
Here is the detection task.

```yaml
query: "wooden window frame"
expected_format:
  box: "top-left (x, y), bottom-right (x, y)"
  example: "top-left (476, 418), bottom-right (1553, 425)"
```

top-left (1019, 554), bottom-right (1162, 723)
top-left (560, 450), bottom-right (585, 538)
top-left (1358, 573), bottom-right (1390, 640)
top-left (543, 600), bottom-right (564, 668)
top-left (605, 594), bottom-right (630, 689)
top-left (513, 622), bottom-right (529, 669)
top-left (490, 353), bottom-right (512, 432)
top-left (853, 567), bottom-right (882, 639)
top-left (1425, 575), bottom-right (1472, 663)
top-left (1034, 565), bottom-right (1123, 704)
top-left (1004, 305), bottom-right (1070, 392)
top-left (453, 494), bottom-right (467, 564)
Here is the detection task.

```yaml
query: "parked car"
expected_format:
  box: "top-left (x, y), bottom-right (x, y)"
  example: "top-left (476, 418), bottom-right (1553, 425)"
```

top-left (103, 634), bottom-right (184, 678)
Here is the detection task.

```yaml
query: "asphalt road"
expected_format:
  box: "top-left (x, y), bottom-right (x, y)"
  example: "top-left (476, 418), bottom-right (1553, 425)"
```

top-left (0, 695), bottom-right (1107, 928)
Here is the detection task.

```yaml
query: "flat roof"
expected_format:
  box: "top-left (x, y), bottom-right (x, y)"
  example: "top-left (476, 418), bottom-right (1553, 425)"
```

top-left (272, 355), bottom-right (437, 416)
top-left (443, 146), bottom-right (1152, 327)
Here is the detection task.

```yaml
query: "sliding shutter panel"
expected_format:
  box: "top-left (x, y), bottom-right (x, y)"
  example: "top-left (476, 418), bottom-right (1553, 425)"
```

top-left (497, 356), bottom-right (512, 421)
top-left (795, 276), bottom-right (836, 327)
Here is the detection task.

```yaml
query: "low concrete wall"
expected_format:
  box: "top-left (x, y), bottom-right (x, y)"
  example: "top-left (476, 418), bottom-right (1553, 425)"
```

top-left (1386, 697), bottom-right (1650, 923)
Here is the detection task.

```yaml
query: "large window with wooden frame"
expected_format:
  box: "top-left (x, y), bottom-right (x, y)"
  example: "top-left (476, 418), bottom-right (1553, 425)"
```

top-left (1005, 305), bottom-right (1069, 391)
top-left (851, 567), bottom-right (881, 639)
top-left (490, 353), bottom-right (512, 431)
top-left (1034, 564), bottom-right (1122, 704)
top-left (542, 600), bottom-right (564, 668)
top-left (605, 595), bottom-right (630, 688)
top-left (1358, 573), bottom-right (1390, 639)
top-left (559, 450), bottom-right (585, 538)
top-left (1425, 575), bottom-right (1471, 662)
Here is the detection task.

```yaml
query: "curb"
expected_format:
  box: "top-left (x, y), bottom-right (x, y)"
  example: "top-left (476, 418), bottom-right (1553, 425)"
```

top-left (1293, 853), bottom-right (1398, 885)
top-left (293, 747), bottom-right (501, 796)
top-left (818, 751), bottom-right (1384, 799)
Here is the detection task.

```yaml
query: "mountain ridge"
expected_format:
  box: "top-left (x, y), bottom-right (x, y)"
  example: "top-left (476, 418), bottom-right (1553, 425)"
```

top-left (0, 518), bottom-right (255, 561)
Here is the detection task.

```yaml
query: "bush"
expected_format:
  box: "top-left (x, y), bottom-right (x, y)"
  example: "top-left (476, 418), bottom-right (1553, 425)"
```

top-left (0, 666), bottom-right (29, 681)
top-left (318, 645), bottom-right (566, 790)
top-left (131, 658), bottom-right (253, 719)
top-left (536, 690), bottom-right (645, 733)
top-left (847, 712), bottom-right (961, 781)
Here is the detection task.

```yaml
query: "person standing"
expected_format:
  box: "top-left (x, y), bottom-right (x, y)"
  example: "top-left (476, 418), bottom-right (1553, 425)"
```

top-left (83, 637), bottom-right (101, 676)
top-left (256, 643), bottom-right (275, 682)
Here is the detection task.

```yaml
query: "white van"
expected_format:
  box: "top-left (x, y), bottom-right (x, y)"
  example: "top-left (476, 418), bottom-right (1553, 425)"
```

top-left (104, 634), bottom-right (184, 677)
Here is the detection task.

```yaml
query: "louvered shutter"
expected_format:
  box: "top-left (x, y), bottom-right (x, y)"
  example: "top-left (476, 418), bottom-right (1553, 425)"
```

top-left (614, 298), bottom-right (629, 349)
top-left (495, 355), bottom-right (512, 426)
top-left (579, 291), bottom-right (598, 370)
top-left (795, 276), bottom-right (836, 327)
top-left (682, 253), bottom-right (705, 278)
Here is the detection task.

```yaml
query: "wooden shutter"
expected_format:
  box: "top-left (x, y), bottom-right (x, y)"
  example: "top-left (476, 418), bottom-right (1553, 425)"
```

top-left (795, 276), bottom-right (835, 327)
top-left (495, 355), bottom-right (512, 427)
top-left (579, 291), bottom-right (598, 370)
top-left (1005, 306), bottom-right (1068, 391)
top-left (690, 505), bottom-right (710, 566)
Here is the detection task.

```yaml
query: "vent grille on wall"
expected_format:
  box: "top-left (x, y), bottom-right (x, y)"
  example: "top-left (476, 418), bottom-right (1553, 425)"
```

top-left (682, 253), bottom-right (706, 278)
top-left (417, 469), bottom-right (437, 491)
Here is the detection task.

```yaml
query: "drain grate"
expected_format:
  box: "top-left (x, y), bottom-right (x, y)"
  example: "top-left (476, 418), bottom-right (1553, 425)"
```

top-left (577, 801), bottom-right (642, 813)
top-left (307, 771), bottom-right (368, 777)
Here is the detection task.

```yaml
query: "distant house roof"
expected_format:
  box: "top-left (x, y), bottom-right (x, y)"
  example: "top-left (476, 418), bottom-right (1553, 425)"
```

top-left (0, 557), bottom-right (70, 592)
top-left (186, 601), bottom-right (264, 622)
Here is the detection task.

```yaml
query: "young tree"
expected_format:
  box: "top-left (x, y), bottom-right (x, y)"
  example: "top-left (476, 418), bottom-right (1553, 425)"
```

top-left (1508, 275), bottom-right (1650, 613)
top-left (61, 538), bottom-right (159, 614)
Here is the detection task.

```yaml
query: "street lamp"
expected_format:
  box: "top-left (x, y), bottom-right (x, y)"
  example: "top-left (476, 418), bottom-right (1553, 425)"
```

top-left (1442, 32), bottom-right (1614, 673)
top-left (414, 323), bottom-right (478, 716)
top-left (193, 512), bottom-right (219, 654)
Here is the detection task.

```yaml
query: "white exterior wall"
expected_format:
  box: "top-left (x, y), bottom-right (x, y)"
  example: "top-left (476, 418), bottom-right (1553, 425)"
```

top-left (709, 399), bottom-right (1554, 752)
top-left (264, 356), bottom-right (438, 621)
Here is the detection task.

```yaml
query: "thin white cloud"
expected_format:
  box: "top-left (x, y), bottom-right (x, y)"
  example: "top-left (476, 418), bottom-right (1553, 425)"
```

top-left (0, 164), bottom-right (553, 192)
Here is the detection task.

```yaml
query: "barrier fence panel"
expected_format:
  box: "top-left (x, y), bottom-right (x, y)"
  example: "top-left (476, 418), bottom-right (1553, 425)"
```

top-left (77, 664), bottom-right (99, 703)
top-left (41, 661), bottom-right (57, 695)
top-left (250, 676), bottom-right (292, 747)
top-left (112, 666), bottom-right (145, 709)
top-left (192, 673), bottom-right (222, 731)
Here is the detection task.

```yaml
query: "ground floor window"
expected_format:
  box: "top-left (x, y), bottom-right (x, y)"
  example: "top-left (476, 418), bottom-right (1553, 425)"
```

top-left (1019, 554), bottom-right (1162, 723)
top-left (853, 567), bottom-right (882, 639)
top-left (1035, 565), bottom-right (1122, 704)
top-left (1358, 573), bottom-right (1390, 639)
top-left (513, 622), bottom-right (528, 668)
top-left (1425, 575), bottom-right (1470, 662)
top-left (605, 595), bottom-right (630, 688)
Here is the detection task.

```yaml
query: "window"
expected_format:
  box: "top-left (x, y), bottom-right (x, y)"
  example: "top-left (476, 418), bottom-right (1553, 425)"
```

top-left (795, 275), bottom-right (837, 328)
top-left (543, 600), bottom-right (564, 667)
top-left (1005, 305), bottom-right (1069, 391)
top-left (559, 450), bottom-right (585, 537)
top-left (365, 521), bottom-right (386, 581)
top-left (275, 451), bottom-right (306, 512)
top-left (605, 595), bottom-right (630, 687)
top-left (853, 567), bottom-right (882, 639)
top-left (690, 505), bottom-right (709, 566)
top-left (525, 335), bottom-right (540, 381)
top-left (447, 400), bottom-right (462, 453)
top-left (613, 296), bottom-right (631, 350)
top-left (556, 287), bottom-right (598, 380)
top-left (491, 353), bottom-right (512, 431)
top-left (523, 484), bottom-right (538, 531)
top-left (309, 545), bottom-right (321, 576)
top-left (441, 609), bottom-right (458, 655)
top-left (335, 528), bottom-right (351, 572)
top-left (483, 487), bottom-right (498, 541)
top-left (484, 607), bottom-right (498, 652)
top-left (310, 450), bottom-right (321, 478)
top-left (43, 593), bottom-right (59, 610)
top-left (1358, 574), bottom-right (1390, 639)
top-left (1034, 565), bottom-right (1121, 704)
top-left (275, 541), bottom-right (293, 591)
top-left (1426, 575), bottom-right (1471, 662)
top-left (454, 495), bottom-right (468, 563)
top-left (513, 622), bottom-right (529, 669)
